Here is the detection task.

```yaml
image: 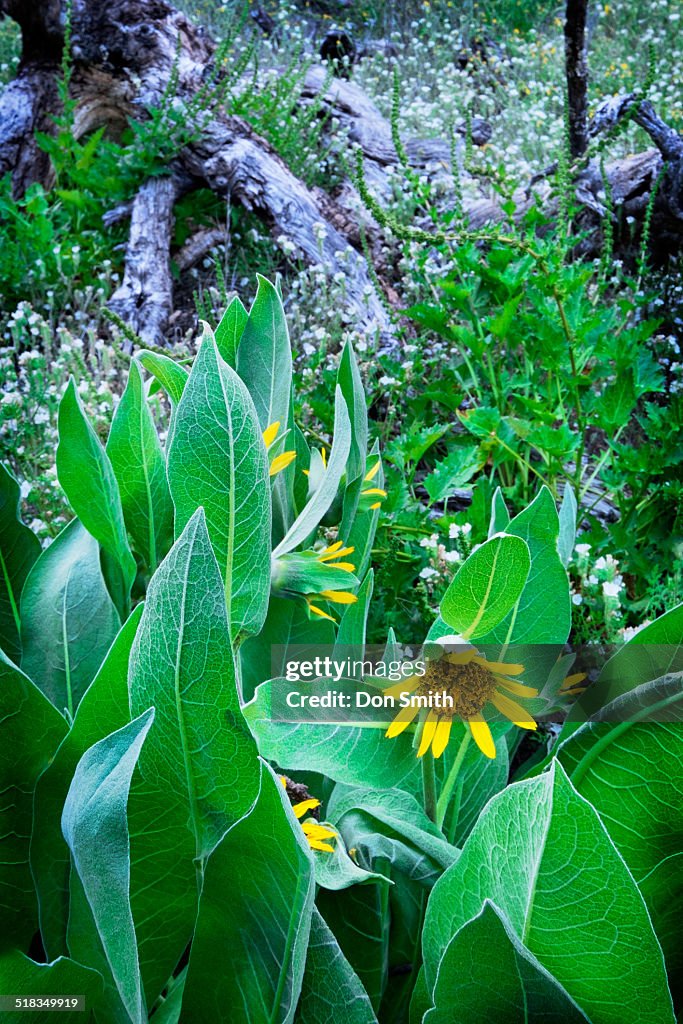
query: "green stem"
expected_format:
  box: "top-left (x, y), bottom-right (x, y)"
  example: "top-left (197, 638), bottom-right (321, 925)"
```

top-left (421, 751), bottom-right (438, 824)
top-left (436, 729), bottom-right (471, 830)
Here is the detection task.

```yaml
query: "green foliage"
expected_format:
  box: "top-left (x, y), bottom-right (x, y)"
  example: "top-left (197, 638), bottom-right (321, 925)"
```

top-left (0, 275), bottom-right (680, 1024)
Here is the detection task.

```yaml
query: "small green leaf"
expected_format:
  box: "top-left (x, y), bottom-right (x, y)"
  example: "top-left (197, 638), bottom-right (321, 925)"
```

top-left (20, 520), bottom-right (120, 716)
top-left (136, 352), bottom-right (189, 406)
top-left (423, 446), bottom-right (483, 504)
top-left (215, 294), bottom-right (248, 367)
top-left (488, 487), bottom-right (509, 537)
top-left (0, 462), bottom-right (40, 662)
top-left (338, 339), bottom-right (369, 538)
top-left (62, 710), bottom-right (154, 1024)
top-left (274, 388), bottom-right (351, 557)
top-left (440, 533), bottom-right (531, 639)
top-left (56, 379), bottom-right (136, 617)
top-left (558, 485), bottom-right (577, 567)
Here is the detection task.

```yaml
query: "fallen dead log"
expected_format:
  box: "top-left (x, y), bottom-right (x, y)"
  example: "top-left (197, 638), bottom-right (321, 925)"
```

top-left (1, 0), bottom-right (682, 350)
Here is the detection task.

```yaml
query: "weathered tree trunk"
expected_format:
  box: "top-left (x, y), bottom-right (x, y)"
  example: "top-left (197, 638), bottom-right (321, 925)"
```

top-left (1, 0), bottom-right (682, 348)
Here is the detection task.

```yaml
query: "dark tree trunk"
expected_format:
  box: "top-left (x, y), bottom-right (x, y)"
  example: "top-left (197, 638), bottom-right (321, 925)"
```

top-left (564, 0), bottom-right (589, 159)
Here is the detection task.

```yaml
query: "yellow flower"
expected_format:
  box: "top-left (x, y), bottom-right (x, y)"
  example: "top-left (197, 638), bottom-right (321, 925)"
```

top-left (292, 797), bottom-right (337, 853)
top-left (384, 635), bottom-right (538, 760)
top-left (263, 421), bottom-right (296, 477)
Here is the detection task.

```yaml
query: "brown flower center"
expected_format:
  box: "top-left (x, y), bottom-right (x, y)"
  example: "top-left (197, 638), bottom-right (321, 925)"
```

top-left (417, 657), bottom-right (496, 719)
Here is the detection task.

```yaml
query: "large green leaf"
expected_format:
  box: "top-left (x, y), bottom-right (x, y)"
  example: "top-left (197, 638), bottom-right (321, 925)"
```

top-left (31, 607), bottom-right (142, 959)
top-left (0, 951), bottom-right (103, 1023)
top-left (422, 761), bottom-right (675, 1024)
top-left (237, 275), bottom-right (292, 434)
top-left (240, 595), bottom-right (335, 704)
top-left (334, 569), bottom-right (373, 655)
top-left (0, 463), bottom-right (40, 662)
top-left (338, 340), bottom-right (368, 538)
top-left (167, 330), bottom-right (271, 642)
top-left (425, 902), bottom-right (588, 1024)
top-left (439, 533), bottom-right (531, 639)
top-left (317, 868), bottom-right (391, 1012)
top-left (129, 507), bottom-right (260, 863)
top-left (62, 710), bottom-right (154, 1024)
top-left (182, 763), bottom-right (314, 1023)
top-left (478, 487), bottom-right (571, 645)
top-left (237, 277), bottom-right (295, 539)
top-left (245, 680), bottom-right (420, 793)
top-left (570, 603), bottom-right (683, 722)
top-left (328, 786), bottom-right (457, 882)
top-left (273, 387), bottom-right (351, 557)
top-left (56, 378), bottom-right (136, 618)
top-left (20, 520), bottom-right (120, 716)
top-left (558, 676), bottom-right (683, 1003)
top-left (126, 510), bottom-right (260, 1002)
top-left (0, 652), bottom-right (67, 954)
top-left (346, 440), bottom-right (383, 581)
top-left (106, 361), bottom-right (173, 573)
top-left (294, 907), bottom-right (378, 1024)
top-left (215, 294), bottom-right (248, 367)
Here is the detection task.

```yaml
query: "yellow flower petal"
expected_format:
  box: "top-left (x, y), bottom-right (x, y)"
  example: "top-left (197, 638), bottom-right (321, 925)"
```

top-left (293, 798), bottom-right (321, 819)
top-left (468, 714), bottom-right (496, 759)
top-left (308, 839), bottom-right (335, 852)
top-left (417, 710), bottom-right (439, 758)
top-left (321, 447), bottom-right (327, 468)
top-left (322, 541), bottom-right (344, 554)
top-left (560, 672), bottom-right (587, 692)
top-left (331, 562), bottom-right (356, 573)
top-left (363, 487), bottom-right (387, 498)
top-left (364, 460), bottom-right (381, 482)
top-left (304, 822), bottom-right (335, 838)
top-left (307, 601), bottom-right (336, 622)
top-left (383, 675), bottom-right (420, 699)
top-left (385, 702), bottom-right (419, 738)
top-left (432, 718), bottom-right (452, 759)
top-left (370, 502), bottom-right (381, 509)
top-left (319, 545), bottom-right (355, 562)
top-left (490, 690), bottom-right (537, 729)
top-left (262, 421), bottom-right (280, 448)
top-left (495, 677), bottom-right (538, 698)
top-left (472, 657), bottom-right (525, 675)
top-left (319, 590), bottom-right (358, 605)
top-left (269, 451), bottom-right (296, 476)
